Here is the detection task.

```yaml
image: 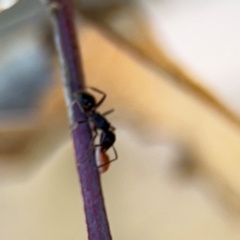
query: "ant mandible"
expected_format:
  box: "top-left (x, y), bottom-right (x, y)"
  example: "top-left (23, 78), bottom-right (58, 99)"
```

top-left (72, 87), bottom-right (118, 171)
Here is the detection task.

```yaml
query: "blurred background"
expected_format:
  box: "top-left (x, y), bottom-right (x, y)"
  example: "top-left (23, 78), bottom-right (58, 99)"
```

top-left (1, 0), bottom-right (240, 239)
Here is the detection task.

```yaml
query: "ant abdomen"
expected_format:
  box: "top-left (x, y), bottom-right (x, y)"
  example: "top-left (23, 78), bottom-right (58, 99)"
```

top-left (100, 130), bottom-right (116, 152)
top-left (95, 147), bottom-right (110, 173)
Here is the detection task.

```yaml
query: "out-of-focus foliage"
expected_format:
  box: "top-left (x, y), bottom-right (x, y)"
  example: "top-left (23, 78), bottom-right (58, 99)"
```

top-left (1, 1), bottom-right (240, 239)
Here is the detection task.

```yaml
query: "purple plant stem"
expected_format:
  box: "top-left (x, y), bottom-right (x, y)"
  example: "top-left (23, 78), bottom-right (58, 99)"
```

top-left (42, 0), bottom-right (112, 239)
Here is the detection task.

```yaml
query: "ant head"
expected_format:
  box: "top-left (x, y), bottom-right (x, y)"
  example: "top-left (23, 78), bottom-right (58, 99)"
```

top-left (77, 92), bottom-right (96, 112)
top-left (100, 130), bottom-right (116, 152)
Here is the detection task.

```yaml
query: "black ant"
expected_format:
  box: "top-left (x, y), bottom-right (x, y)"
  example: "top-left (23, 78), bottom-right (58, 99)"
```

top-left (72, 87), bottom-right (118, 170)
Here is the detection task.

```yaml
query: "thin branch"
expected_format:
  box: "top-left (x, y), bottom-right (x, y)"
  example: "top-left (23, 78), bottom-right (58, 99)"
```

top-left (41, 1), bottom-right (112, 239)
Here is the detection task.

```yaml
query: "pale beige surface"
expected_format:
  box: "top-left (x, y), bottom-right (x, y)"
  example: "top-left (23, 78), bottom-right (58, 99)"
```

top-left (1, 131), bottom-right (240, 240)
top-left (1, 24), bottom-right (240, 239)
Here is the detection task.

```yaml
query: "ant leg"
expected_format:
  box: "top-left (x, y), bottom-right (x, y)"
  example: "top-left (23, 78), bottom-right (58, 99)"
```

top-left (72, 90), bottom-right (87, 113)
top-left (96, 146), bottom-right (118, 169)
top-left (70, 94), bottom-right (85, 129)
top-left (70, 111), bottom-right (88, 130)
top-left (70, 92), bottom-right (91, 129)
top-left (77, 120), bottom-right (88, 124)
top-left (102, 109), bottom-right (116, 131)
top-left (87, 87), bottom-right (106, 109)
top-left (102, 109), bottom-right (114, 116)
top-left (80, 130), bottom-right (98, 164)
top-left (110, 146), bottom-right (118, 162)
top-left (71, 119), bottom-right (88, 130)
top-left (110, 126), bottom-right (116, 131)
top-left (71, 114), bottom-right (89, 130)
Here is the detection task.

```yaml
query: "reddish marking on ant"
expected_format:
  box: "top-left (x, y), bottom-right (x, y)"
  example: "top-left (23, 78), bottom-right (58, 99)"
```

top-left (95, 147), bottom-right (110, 173)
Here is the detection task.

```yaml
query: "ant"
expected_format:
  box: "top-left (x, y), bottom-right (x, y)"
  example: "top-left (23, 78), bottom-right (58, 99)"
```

top-left (72, 87), bottom-right (118, 171)
top-left (95, 147), bottom-right (111, 173)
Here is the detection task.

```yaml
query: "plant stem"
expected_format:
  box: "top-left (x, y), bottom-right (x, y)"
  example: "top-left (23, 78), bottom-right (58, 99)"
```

top-left (42, 1), bottom-right (112, 239)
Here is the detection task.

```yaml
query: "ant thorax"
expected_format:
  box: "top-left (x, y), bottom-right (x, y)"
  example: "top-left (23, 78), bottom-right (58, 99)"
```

top-left (89, 112), bottom-right (111, 131)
